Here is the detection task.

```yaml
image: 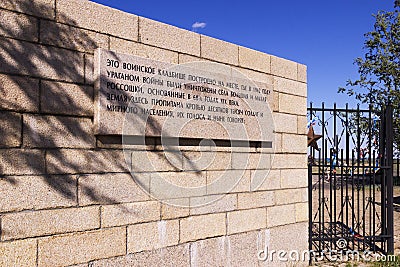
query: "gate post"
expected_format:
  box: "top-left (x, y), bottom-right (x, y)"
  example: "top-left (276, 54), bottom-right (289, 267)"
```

top-left (385, 104), bottom-right (394, 254)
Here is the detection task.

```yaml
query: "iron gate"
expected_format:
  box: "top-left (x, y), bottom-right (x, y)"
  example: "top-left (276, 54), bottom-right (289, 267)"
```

top-left (307, 103), bottom-right (394, 262)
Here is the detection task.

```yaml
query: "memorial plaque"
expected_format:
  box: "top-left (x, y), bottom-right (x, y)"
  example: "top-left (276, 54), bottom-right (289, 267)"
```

top-left (94, 49), bottom-right (274, 142)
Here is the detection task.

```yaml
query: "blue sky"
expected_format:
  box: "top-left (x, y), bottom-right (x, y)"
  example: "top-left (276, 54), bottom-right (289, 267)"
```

top-left (92, 0), bottom-right (394, 108)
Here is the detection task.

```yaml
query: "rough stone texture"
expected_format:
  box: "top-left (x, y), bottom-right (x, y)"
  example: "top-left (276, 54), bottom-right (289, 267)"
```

top-left (101, 201), bottom-right (160, 227)
top-left (78, 173), bottom-right (149, 206)
top-left (297, 115), bottom-right (308, 134)
top-left (190, 194), bottom-right (237, 215)
top-left (180, 213), bottom-right (226, 242)
top-left (0, 175), bottom-right (77, 213)
top-left (298, 63), bottom-right (307, 83)
top-left (238, 191), bottom-right (274, 209)
top-left (139, 17), bottom-right (200, 55)
top-left (23, 115), bottom-right (95, 148)
top-left (182, 151), bottom-right (232, 171)
top-left (227, 208), bottom-right (267, 234)
top-left (232, 152), bottom-right (271, 170)
top-left (273, 113), bottom-right (298, 134)
top-left (207, 170), bottom-right (250, 194)
top-left (161, 201), bottom-right (190, 219)
top-left (84, 54), bottom-right (94, 85)
top-left (271, 154), bottom-right (307, 169)
top-left (110, 37), bottom-right (179, 64)
top-left (271, 56), bottom-right (298, 80)
top-left (251, 169), bottom-right (281, 191)
top-left (275, 188), bottom-right (305, 205)
top-left (127, 220), bottom-right (179, 253)
top-left (0, 239), bottom-right (37, 267)
top-left (239, 46), bottom-right (271, 73)
top-left (0, 112), bottom-right (21, 148)
top-left (92, 244), bottom-right (190, 267)
top-left (274, 76), bottom-right (307, 97)
top-left (57, 0), bottom-right (138, 41)
top-left (40, 20), bottom-right (109, 52)
top-left (2, 207), bottom-right (100, 240)
top-left (46, 149), bottom-right (130, 174)
top-left (279, 93), bottom-right (307, 115)
top-left (38, 228), bottom-right (126, 267)
top-left (150, 171), bottom-right (207, 200)
top-left (0, 38), bottom-right (85, 82)
top-left (0, 74), bottom-right (39, 113)
top-left (281, 168), bottom-right (308, 188)
top-left (267, 204), bottom-right (296, 227)
top-left (295, 202), bottom-right (309, 222)
top-left (0, 149), bottom-right (45, 175)
top-left (201, 35), bottom-right (238, 65)
top-left (41, 81), bottom-right (94, 116)
top-left (0, 0), bottom-right (55, 19)
top-left (282, 133), bottom-right (307, 154)
top-left (0, 9), bottom-right (38, 42)
top-left (131, 151), bottom-right (183, 172)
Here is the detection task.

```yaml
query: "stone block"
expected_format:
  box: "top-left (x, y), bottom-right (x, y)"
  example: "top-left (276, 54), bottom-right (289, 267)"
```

top-left (0, 38), bottom-right (85, 82)
top-left (2, 206), bottom-right (100, 240)
top-left (41, 81), bottom-right (94, 116)
top-left (132, 150), bottom-right (183, 172)
top-left (40, 20), bottom-right (109, 52)
top-left (227, 208), bottom-right (267, 234)
top-left (190, 194), bottom-right (237, 215)
top-left (297, 115), bottom-right (308, 134)
top-left (238, 46), bottom-right (271, 73)
top-left (0, 239), bottom-right (37, 267)
top-left (201, 35), bottom-right (238, 65)
top-left (92, 244), bottom-right (190, 267)
top-left (279, 93), bottom-right (307, 115)
top-left (78, 173), bottom-right (149, 206)
top-left (273, 113), bottom-right (298, 134)
top-left (0, 149), bottom-right (45, 175)
top-left (207, 170), bottom-right (250, 194)
top-left (0, 0), bottom-right (55, 19)
top-left (0, 111), bottom-right (21, 148)
top-left (0, 175), bottom-right (77, 213)
top-left (110, 37), bottom-right (179, 64)
top-left (275, 188), bottom-right (305, 205)
top-left (295, 202), bottom-right (308, 222)
top-left (0, 74), bottom-right (39, 112)
top-left (267, 204), bottom-right (296, 227)
top-left (38, 228), bottom-right (126, 266)
top-left (57, 0), bottom-right (138, 41)
top-left (101, 201), bottom-right (160, 227)
top-left (182, 151), bottom-right (231, 171)
top-left (178, 54), bottom-right (202, 64)
top-left (298, 63), bottom-right (307, 83)
top-left (238, 190), bottom-right (274, 209)
top-left (0, 9), bottom-right (37, 42)
top-left (282, 133), bottom-right (307, 153)
top-left (150, 171), bottom-right (206, 200)
top-left (232, 152), bottom-right (271, 170)
top-left (46, 149), bottom-right (130, 174)
top-left (161, 200), bottom-right (190, 219)
top-left (251, 169), bottom-right (281, 191)
top-left (271, 56), bottom-right (297, 80)
top-left (127, 220), bottom-right (179, 253)
top-left (139, 17), bottom-right (200, 55)
top-left (23, 115), bottom-right (95, 148)
top-left (281, 168), bottom-right (308, 188)
top-left (85, 54), bottom-right (94, 85)
top-left (271, 154), bottom-right (307, 169)
top-left (274, 76), bottom-right (307, 97)
top-left (180, 213), bottom-right (226, 242)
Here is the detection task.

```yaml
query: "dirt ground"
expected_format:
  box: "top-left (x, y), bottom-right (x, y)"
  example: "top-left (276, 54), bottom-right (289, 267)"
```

top-left (310, 176), bottom-right (400, 265)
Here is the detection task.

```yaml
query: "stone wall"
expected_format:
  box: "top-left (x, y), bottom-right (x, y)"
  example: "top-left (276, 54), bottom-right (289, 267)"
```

top-left (0, 0), bottom-right (308, 266)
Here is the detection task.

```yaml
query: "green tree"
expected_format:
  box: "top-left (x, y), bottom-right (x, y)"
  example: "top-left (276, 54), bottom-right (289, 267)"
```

top-left (339, 2), bottom-right (400, 150)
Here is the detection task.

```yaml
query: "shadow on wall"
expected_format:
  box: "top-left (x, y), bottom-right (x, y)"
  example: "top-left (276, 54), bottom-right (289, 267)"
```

top-left (0, 0), bottom-right (132, 203)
